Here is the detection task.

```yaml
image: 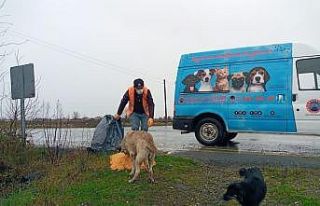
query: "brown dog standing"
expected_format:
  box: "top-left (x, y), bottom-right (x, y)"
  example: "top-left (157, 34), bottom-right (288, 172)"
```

top-left (120, 131), bottom-right (157, 183)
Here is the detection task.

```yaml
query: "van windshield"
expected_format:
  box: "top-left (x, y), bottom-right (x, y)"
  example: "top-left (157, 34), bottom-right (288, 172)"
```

top-left (296, 57), bottom-right (320, 90)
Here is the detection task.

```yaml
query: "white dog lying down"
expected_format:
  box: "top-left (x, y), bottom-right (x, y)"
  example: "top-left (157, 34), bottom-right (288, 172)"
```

top-left (120, 131), bottom-right (157, 183)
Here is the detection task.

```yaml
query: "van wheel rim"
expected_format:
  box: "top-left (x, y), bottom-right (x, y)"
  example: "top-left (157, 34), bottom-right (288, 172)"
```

top-left (200, 123), bottom-right (218, 141)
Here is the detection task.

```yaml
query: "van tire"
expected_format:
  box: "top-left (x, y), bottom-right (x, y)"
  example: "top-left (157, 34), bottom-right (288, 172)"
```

top-left (195, 118), bottom-right (224, 146)
top-left (224, 132), bottom-right (238, 141)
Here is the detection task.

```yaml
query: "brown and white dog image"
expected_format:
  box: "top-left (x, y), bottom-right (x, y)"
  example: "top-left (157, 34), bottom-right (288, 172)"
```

top-left (246, 67), bottom-right (270, 92)
top-left (196, 69), bottom-right (215, 92)
top-left (228, 72), bottom-right (249, 93)
top-left (120, 131), bottom-right (157, 183)
top-left (213, 66), bottom-right (229, 92)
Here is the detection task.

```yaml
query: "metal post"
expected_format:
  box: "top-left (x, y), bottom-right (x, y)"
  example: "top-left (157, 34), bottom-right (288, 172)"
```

top-left (163, 79), bottom-right (168, 126)
top-left (20, 98), bottom-right (26, 143)
top-left (20, 68), bottom-right (26, 143)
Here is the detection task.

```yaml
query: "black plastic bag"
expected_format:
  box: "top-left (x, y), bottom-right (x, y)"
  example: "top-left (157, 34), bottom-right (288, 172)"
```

top-left (88, 115), bottom-right (124, 152)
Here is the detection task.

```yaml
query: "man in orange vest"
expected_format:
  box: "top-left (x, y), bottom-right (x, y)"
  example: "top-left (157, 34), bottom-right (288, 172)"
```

top-left (114, 78), bottom-right (155, 131)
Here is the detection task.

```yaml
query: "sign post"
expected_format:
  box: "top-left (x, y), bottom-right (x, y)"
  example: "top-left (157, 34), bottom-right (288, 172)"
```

top-left (10, 63), bottom-right (35, 143)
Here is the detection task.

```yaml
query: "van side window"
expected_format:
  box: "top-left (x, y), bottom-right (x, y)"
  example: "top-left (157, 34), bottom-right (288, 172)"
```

top-left (296, 57), bottom-right (320, 90)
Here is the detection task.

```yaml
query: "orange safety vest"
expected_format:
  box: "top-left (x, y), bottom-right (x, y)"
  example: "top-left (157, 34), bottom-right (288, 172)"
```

top-left (126, 86), bottom-right (150, 117)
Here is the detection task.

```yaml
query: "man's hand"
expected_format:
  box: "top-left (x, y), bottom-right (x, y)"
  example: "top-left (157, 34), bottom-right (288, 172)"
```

top-left (147, 118), bottom-right (154, 127)
top-left (114, 114), bottom-right (120, 120)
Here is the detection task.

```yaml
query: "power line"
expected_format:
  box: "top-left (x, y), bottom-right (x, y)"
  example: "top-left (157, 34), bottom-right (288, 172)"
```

top-left (7, 29), bottom-right (168, 85)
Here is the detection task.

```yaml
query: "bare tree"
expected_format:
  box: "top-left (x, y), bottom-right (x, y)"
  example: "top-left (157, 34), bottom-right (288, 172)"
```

top-left (0, 0), bottom-right (30, 136)
top-left (42, 100), bottom-right (71, 165)
top-left (72, 111), bottom-right (80, 120)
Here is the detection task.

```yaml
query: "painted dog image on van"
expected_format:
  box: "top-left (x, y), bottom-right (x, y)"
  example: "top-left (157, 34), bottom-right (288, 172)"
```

top-left (246, 67), bottom-right (270, 92)
top-left (197, 69), bottom-right (215, 92)
top-left (182, 73), bottom-right (201, 93)
top-left (228, 72), bottom-right (249, 93)
top-left (213, 66), bottom-right (229, 92)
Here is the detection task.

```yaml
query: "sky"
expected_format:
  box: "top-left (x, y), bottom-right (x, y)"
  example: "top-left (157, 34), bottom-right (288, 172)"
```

top-left (1, 0), bottom-right (320, 118)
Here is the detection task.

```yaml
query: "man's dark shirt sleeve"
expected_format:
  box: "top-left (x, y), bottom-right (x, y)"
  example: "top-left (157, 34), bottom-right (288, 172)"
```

top-left (117, 90), bottom-right (129, 115)
top-left (147, 90), bottom-right (155, 118)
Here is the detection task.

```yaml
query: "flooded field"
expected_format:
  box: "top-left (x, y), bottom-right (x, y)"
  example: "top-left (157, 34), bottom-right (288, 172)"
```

top-left (28, 126), bottom-right (320, 156)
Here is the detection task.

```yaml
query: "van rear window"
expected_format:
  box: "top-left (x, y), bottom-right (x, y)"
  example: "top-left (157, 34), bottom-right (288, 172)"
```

top-left (296, 57), bottom-right (320, 90)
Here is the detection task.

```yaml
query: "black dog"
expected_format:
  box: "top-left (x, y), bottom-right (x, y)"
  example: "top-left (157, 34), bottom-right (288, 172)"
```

top-left (182, 73), bottom-right (201, 93)
top-left (223, 167), bottom-right (267, 206)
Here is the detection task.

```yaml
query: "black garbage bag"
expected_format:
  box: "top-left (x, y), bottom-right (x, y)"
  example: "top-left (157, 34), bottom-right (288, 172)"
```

top-left (88, 115), bottom-right (124, 152)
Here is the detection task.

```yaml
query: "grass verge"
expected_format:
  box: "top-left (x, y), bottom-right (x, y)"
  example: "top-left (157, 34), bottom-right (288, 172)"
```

top-left (1, 135), bottom-right (320, 205)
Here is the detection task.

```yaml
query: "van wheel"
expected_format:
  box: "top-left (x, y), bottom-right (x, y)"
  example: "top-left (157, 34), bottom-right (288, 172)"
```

top-left (195, 118), bottom-right (224, 146)
top-left (225, 132), bottom-right (238, 141)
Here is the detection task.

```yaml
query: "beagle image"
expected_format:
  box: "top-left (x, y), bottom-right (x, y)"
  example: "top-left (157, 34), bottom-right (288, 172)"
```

top-left (228, 72), bottom-right (248, 93)
top-left (246, 67), bottom-right (270, 92)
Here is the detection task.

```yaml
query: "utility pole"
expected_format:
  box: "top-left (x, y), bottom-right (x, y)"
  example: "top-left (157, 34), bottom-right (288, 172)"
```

top-left (163, 79), bottom-right (168, 126)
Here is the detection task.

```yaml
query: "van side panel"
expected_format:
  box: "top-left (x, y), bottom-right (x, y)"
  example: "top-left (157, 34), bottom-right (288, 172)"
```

top-left (227, 59), bottom-right (297, 133)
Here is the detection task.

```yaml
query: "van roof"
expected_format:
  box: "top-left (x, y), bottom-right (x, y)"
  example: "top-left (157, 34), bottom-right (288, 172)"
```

top-left (178, 43), bottom-right (319, 68)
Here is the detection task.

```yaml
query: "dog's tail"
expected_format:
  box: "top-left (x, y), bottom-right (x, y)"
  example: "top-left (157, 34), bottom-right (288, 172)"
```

top-left (146, 143), bottom-right (157, 154)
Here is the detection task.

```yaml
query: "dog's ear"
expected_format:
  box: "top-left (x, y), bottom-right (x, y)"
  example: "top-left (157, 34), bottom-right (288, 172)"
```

top-left (209, 69), bottom-right (216, 76)
top-left (228, 74), bottom-right (233, 81)
top-left (245, 72), bottom-right (252, 85)
top-left (182, 75), bottom-right (192, 85)
top-left (243, 72), bottom-right (249, 79)
top-left (195, 70), bottom-right (204, 78)
top-left (263, 68), bottom-right (270, 82)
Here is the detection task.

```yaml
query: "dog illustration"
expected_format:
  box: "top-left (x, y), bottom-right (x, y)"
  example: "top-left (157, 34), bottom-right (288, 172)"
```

top-left (197, 69), bottom-right (215, 92)
top-left (120, 131), bottom-right (157, 183)
top-left (246, 67), bottom-right (270, 92)
top-left (223, 167), bottom-right (267, 206)
top-left (182, 73), bottom-right (201, 93)
top-left (213, 66), bottom-right (229, 92)
top-left (228, 72), bottom-right (249, 93)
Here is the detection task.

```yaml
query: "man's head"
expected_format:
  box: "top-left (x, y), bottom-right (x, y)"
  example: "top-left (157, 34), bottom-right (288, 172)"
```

top-left (133, 78), bottom-right (144, 94)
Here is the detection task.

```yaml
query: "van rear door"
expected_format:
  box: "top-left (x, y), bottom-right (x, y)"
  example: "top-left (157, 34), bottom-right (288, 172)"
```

top-left (292, 57), bottom-right (320, 134)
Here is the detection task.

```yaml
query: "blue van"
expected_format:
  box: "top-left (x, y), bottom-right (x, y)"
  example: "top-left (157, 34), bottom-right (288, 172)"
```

top-left (173, 43), bottom-right (320, 146)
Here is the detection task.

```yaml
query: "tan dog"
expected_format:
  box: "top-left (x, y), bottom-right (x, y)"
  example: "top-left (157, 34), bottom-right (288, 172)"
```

top-left (213, 66), bottom-right (229, 92)
top-left (120, 131), bottom-right (157, 183)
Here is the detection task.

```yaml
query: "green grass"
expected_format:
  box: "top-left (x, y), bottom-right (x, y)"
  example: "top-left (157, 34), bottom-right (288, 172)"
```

top-left (1, 154), bottom-right (202, 206)
top-left (263, 167), bottom-right (320, 206)
top-left (1, 141), bottom-right (320, 206)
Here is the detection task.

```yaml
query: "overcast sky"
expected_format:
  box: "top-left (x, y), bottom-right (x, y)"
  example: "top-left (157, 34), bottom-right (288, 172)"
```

top-left (1, 0), bottom-right (320, 118)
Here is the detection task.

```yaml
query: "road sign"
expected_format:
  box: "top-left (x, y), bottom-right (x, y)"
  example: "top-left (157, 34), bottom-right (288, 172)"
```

top-left (10, 63), bottom-right (35, 144)
top-left (10, 63), bottom-right (35, 100)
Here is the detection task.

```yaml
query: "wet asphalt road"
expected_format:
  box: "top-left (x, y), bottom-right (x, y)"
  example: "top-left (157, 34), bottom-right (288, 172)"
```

top-left (148, 127), bottom-right (320, 168)
top-left (147, 127), bottom-right (320, 156)
top-left (30, 126), bottom-right (320, 167)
